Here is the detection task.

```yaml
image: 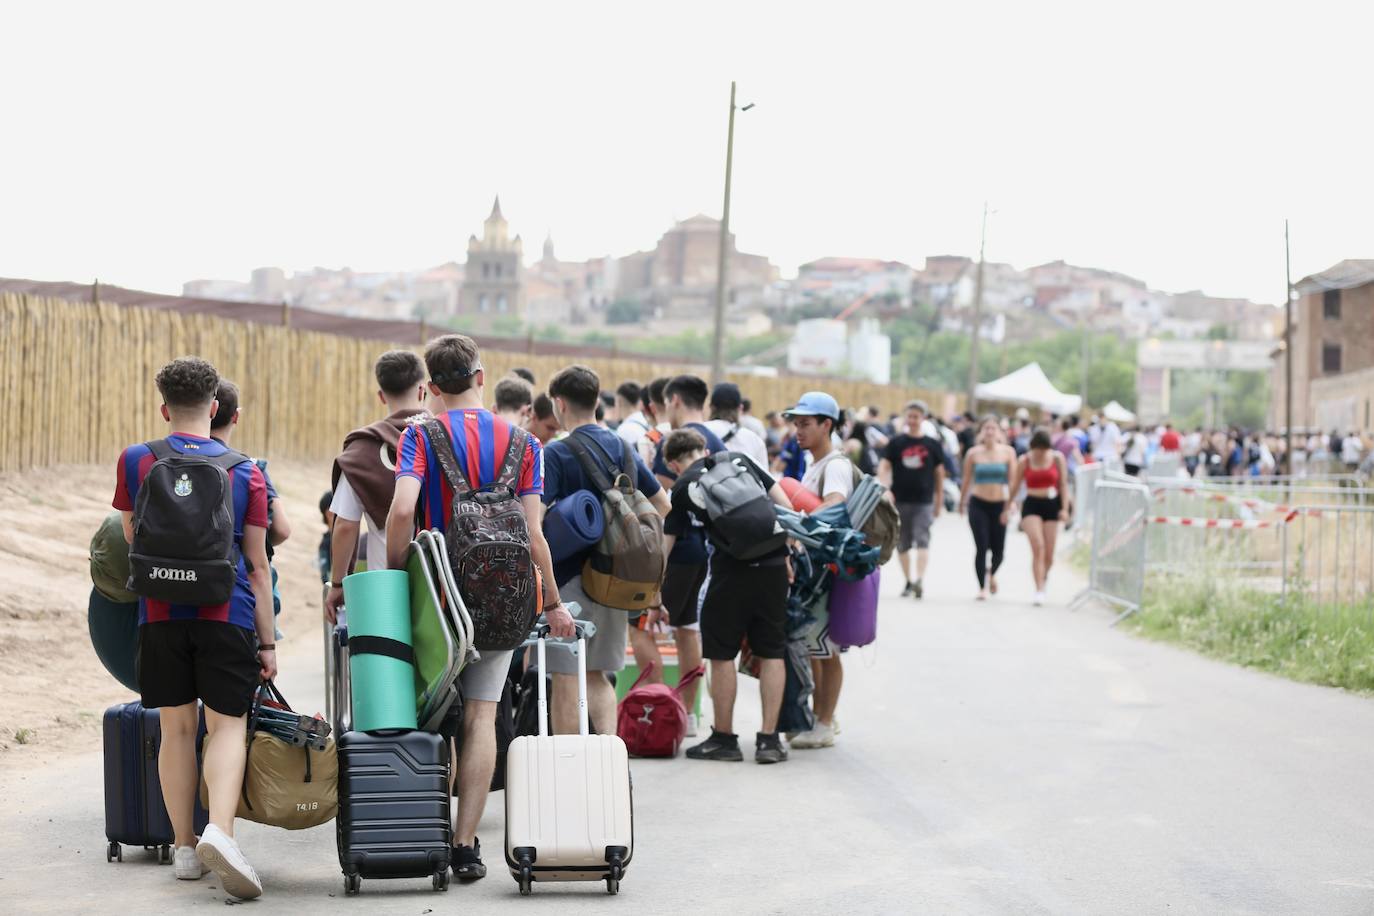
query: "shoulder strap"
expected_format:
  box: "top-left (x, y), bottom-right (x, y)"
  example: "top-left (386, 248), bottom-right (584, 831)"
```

top-left (722, 424), bottom-right (737, 444)
top-left (619, 438), bottom-right (637, 481)
top-left (207, 449), bottom-right (252, 471)
top-left (423, 416), bottom-right (473, 497)
top-left (146, 439), bottom-right (175, 461)
top-left (496, 424), bottom-right (529, 489)
top-left (564, 430), bottom-right (614, 493)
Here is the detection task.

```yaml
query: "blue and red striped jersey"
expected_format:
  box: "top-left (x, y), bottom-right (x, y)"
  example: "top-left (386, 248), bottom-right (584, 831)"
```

top-left (395, 408), bottom-right (543, 537)
top-left (113, 433), bottom-right (269, 631)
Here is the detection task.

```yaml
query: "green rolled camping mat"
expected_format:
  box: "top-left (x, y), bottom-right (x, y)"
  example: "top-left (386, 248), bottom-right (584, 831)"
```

top-left (343, 569), bottom-right (418, 731)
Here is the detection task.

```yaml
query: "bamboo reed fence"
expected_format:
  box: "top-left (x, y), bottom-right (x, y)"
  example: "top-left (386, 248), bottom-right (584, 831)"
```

top-left (0, 292), bottom-right (960, 472)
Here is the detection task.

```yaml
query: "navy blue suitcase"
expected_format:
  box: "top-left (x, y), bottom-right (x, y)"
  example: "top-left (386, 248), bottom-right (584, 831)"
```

top-left (102, 701), bottom-right (208, 863)
top-left (336, 729), bottom-right (452, 894)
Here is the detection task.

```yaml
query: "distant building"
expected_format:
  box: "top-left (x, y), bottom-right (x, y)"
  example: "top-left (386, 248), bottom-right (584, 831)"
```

top-left (458, 196), bottom-right (523, 318)
top-left (1271, 259), bottom-right (1374, 432)
top-left (251, 267), bottom-right (287, 303)
top-left (786, 317), bottom-right (891, 385)
top-left (795, 257), bottom-right (914, 307)
top-left (616, 215), bottom-right (776, 316)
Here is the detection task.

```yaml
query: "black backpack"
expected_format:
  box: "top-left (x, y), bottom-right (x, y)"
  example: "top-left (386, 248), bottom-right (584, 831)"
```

top-left (423, 417), bottom-right (538, 651)
top-left (693, 452), bottom-right (786, 561)
top-left (128, 439), bottom-right (251, 605)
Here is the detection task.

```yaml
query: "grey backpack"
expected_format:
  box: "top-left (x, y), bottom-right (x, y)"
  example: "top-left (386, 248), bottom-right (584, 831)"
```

top-left (692, 452), bottom-right (785, 561)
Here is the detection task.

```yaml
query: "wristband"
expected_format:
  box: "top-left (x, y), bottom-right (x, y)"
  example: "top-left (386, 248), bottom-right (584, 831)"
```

top-left (329, 580), bottom-right (345, 589)
top-left (258, 644), bottom-right (276, 652)
top-left (542, 601), bottom-right (563, 613)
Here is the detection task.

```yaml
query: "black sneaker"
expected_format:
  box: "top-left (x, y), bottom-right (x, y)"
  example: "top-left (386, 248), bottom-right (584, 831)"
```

top-left (685, 728), bottom-right (743, 762)
top-left (452, 837), bottom-right (487, 880)
top-left (755, 731), bottom-right (789, 765)
top-left (913, 579), bottom-right (924, 599)
top-left (901, 581), bottom-right (913, 597)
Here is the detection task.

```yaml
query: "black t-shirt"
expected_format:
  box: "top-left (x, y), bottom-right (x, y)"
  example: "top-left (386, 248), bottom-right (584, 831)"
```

top-left (665, 452), bottom-right (787, 567)
top-left (882, 434), bottom-right (946, 504)
top-left (957, 426), bottom-right (976, 457)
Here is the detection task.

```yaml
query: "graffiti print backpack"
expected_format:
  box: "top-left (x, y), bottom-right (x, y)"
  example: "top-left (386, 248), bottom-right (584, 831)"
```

top-left (423, 418), bottom-right (538, 651)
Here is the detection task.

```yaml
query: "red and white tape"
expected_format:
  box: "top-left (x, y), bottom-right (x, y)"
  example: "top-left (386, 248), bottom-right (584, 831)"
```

top-left (1147, 514), bottom-right (1296, 530)
top-left (1151, 486), bottom-right (1286, 515)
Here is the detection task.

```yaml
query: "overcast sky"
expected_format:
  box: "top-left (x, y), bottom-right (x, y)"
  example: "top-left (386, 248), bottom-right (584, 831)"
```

top-left (3, 1), bottom-right (1371, 304)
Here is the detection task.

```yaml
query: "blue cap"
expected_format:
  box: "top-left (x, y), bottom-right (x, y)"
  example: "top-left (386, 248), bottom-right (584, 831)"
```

top-left (782, 391), bottom-right (839, 422)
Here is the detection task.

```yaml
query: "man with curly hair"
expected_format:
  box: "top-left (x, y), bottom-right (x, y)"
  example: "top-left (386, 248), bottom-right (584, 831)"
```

top-left (113, 356), bottom-right (276, 900)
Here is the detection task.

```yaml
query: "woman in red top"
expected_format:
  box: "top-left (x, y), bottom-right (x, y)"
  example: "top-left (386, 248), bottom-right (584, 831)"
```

top-left (1006, 428), bottom-right (1072, 606)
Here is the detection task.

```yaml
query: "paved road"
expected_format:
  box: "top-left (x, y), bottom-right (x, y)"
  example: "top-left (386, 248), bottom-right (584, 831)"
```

top-left (5, 513), bottom-right (1374, 914)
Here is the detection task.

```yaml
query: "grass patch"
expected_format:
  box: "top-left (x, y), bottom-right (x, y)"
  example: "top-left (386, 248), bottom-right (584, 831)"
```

top-left (13, 728), bottom-right (34, 745)
top-left (1125, 579), bottom-right (1374, 694)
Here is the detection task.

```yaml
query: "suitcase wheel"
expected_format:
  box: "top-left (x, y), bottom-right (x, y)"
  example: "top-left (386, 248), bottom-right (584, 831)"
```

top-left (606, 877), bottom-right (620, 895)
top-left (432, 870), bottom-right (450, 892)
top-left (343, 872), bottom-right (361, 896)
top-left (107, 842), bottom-right (121, 863)
top-left (158, 845), bottom-right (173, 865)
top-left (518, 865), bottom-right (533, 896)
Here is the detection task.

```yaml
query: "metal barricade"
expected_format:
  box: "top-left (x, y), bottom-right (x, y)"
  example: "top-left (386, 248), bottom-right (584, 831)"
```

top-left (1281, 504), bottom-right (1374, 617)
top-left (1073, 462), bottom-right (1105, 546)
top-left (1147, 452), bottom-right (1184, 480)
top-left (1072, 478), bottom-right (1149, 622)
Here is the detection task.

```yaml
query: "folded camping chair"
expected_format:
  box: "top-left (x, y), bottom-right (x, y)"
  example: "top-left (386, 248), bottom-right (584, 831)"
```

top-left (419, 530), bottom-right (476, 671)
top-left (408, 531), bottom-right (467, 731)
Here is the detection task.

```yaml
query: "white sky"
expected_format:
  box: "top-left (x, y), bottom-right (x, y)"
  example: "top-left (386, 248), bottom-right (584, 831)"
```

top-left (2, 1), bottom-right (1371, 305)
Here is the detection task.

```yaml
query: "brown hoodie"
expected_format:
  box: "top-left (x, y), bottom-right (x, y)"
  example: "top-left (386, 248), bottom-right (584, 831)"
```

top-left (330, 408), bottom-right (428, 528)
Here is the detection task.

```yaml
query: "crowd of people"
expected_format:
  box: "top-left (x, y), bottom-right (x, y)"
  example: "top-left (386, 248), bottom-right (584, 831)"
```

top-left (123, 333), bottom-right (1374, 901)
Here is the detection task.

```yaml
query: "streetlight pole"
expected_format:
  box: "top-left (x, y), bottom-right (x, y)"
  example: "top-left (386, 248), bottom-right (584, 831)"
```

top-left (711, 81), bottom-right (739, 385)
top-left (1284, 219), bottom-right (1294, 474)
top-left (966, 202), bottom-right (988, 413)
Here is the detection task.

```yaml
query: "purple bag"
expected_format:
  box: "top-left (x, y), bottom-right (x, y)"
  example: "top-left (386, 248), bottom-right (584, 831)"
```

top-left (827, 569), bottom-right (879, 648)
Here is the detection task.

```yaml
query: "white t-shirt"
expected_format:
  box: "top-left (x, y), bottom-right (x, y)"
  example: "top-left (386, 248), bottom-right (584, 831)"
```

top-left (1123, 433), bottom-right (1147, 467)
top-left (802, 450), bottom-right (854, 501)
top-left (1097, 422), bottom-right (1122, 459)
top-left (704, 418), bottom-right (769, 471)
top-left (329, 472), bottom-right (388, 573)
top-left (617, 411), bottom-right (651, 449)
top-left (1342, 435), bottom-right (1364, 464)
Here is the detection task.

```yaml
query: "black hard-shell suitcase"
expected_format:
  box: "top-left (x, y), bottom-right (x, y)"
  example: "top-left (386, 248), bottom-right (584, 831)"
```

top-left (102, 701), bottom-right (208, 863)
top-left (336, 729), bottom-right (452, 894)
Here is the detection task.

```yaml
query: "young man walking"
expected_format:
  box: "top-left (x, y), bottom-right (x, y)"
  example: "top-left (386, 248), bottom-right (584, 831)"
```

top-left (879, 400), bottom-right (945, 598)
top-left (646, 375), bottom-right (728, 727)
top-left (541, 365), bottom-right (669, 734)
top-left (784, 391), bottom-right (851, 750)
top-left (656, 429), bottom-right (794, 764)
top-left (209, 380), bottom-right (292, 638)
top-left (526, 392), bottom-right (561, 445)
top-left (324, 349), bottom-right (429, 621)
top-left (114, 357), bottom-right (274, 900)
top-left (614, 381), bottom-right (651, 451)
top-left (387, 335), bottom-right (575, 881)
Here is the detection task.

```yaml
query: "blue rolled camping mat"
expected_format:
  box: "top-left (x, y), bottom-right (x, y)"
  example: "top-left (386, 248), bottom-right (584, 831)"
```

top-left (544, 490), bottom-right (604, 564)
top-left (87, 588), bottom-right (139, 692)
top-left (343, 569), bottom-right (417, 731)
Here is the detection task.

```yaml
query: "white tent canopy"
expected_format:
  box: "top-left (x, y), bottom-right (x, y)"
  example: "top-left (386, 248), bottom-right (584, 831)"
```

top-left (975, 362), bottom-right (1083, 415)
top-left (1101, 400), bottom-right (1136, 424)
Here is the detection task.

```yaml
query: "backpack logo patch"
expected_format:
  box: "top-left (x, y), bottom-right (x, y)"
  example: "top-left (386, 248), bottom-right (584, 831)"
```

top-left (150, 566), bottom-right (198, 582)
top-left (174, 474), bottom-right (193, 497)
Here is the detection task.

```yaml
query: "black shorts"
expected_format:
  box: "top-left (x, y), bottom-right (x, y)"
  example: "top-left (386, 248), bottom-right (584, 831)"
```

top-left (137, 620), bottom-right (260, 717)
top-left (1022, 494), bottom-right (1063, 521)
top-left (700, 559), bottom-right (789, 661)
top-left (661, 562), bottom-right (708, 628)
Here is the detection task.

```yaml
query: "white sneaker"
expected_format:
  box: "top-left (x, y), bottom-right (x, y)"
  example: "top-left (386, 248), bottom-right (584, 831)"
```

top-left (195, 824), bottom-right (263, 900)
top-left (832, 717), bottom-right (842, 736)
top-left (789, 722), bottom-right (836, 749)
top-left (173, 844), bottom-right (208, 880)
top-left (1033, 591), bottom-right (1045, 606)
top-left (685, 713), bottom-right (699, 738)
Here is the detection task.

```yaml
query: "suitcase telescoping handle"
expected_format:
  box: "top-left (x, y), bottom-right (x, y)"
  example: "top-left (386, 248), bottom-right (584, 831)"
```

top-left (534, 619), bottom-right (591, 737)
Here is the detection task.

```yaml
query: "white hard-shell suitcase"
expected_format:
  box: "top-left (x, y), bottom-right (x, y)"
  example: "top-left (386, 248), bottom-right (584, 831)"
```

top-left (505, 624), bottom-right (633, 895)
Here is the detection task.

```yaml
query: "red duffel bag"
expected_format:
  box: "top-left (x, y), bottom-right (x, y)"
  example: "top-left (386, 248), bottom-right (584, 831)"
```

top-left (616, 663), bottom-right (705, 758)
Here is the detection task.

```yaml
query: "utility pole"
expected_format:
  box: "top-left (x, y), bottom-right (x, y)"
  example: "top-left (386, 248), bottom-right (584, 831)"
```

top-left (1080, 311), bottom-right (1090, 410)
top-left (1284, 219), bottom-right (1294, 474)
top-left (966, 202), bottom-right (988, 413)
top-left (710, 81), bottom-right (739, 385)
